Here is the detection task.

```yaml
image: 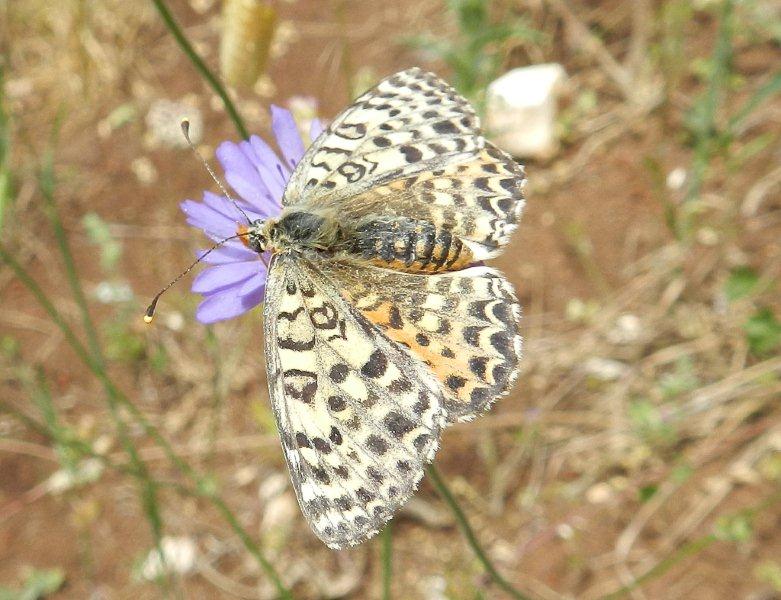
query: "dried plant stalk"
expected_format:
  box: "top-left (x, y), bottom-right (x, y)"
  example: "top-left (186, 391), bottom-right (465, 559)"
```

top-left (220, 0), bottom-right (277, 89)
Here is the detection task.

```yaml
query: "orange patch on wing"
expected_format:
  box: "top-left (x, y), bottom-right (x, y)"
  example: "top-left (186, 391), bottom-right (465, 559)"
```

top-left (358, 302), bottom-right (473, 396)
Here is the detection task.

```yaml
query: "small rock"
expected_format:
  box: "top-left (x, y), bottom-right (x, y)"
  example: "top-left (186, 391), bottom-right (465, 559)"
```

top-left (130, 156), bottom-right (158, 185)
top-left (607, 314), bottom-right (642, 344)
top-left (93, 281), bottom-right (134, 304)
top-left (258, 472), bottom-right (289, 501)
top-left (583, 357), bottom-right (629, 381)
top-left (586, 482), bottom-right (614, 504)
top-left (140, 536), bottom-right (197, 580)
top-left (163, 311), bottom-right (185, 332)
top-left (233, 465), bottom-right (258, 487)
top-left (485, 63), bottom-right (567, 159)
top-left (420, 575), bottom-right (448, 600)
top-left (556, 523), bottom-right (575, 540)
top-left (666, 167), bottom-right (687, 190)
top-left (46, 458), bottom-right (104, 494)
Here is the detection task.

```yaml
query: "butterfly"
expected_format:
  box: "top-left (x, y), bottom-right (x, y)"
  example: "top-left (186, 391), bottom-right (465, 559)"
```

top-left (240, 68), bottom-right (527, 549)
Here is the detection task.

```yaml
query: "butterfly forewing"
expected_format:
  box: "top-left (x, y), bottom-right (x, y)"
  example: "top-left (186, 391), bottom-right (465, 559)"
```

top-left (263, 252), bottom-right (446, 549)
top-left (283, 68), bottom-right (480, 207)
top-left (283, 67), bottom-right (525, 258)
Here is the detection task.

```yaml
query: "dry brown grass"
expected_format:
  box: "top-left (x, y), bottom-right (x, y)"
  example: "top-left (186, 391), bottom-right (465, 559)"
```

top-left (1, 0), bottom-right (780, 598)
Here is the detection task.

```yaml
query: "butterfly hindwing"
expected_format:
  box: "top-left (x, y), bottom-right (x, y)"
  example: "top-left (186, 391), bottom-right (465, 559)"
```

top-left (322, 259), bottom-right (522, 422)
top-left (334, 143), bottom-right (525, 258)
top-left (263, 252), bottom-right (446, 549)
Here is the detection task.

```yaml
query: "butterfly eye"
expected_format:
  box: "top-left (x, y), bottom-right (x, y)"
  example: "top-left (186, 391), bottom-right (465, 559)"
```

top-left (248, 233), bottom-right (267, 253)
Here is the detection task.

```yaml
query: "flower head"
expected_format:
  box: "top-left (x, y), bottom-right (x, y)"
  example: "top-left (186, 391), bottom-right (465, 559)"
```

top-left (180, 106), bottom-right (323, 324)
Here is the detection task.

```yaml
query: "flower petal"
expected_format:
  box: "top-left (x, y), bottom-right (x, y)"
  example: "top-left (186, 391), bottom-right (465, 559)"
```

top-left (201, 191), bottom-right (265, 223)
top-left (310, 118), bottom-right (324, 141)
top-left (197, 243), bottom-right (257, 265)
top-left (216, 141), bottom-right (276, 210)
top-left (248, 135), bottom-right (288, 202)
top-left (191, 261), bottom-right (264, 294)
top-left (195, 277), bottom-right (265, 323)
top-left (180, 199), bottom-right (237, 239)
top-left (271, 105), bottom-right (306, 171)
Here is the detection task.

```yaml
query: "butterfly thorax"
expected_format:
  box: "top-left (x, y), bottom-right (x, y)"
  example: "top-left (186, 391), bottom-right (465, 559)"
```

top-left (247, 209), bottom-right (475, 273)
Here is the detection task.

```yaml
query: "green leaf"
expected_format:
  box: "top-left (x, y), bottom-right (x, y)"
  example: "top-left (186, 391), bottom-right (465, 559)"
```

top-left (714, 513), bottom-right (753, 543)
top-left (724, 266), bottom-right (759, 301)
top-left (0, 66), bottom-right (12, 233)
top-left (671, 462), bottom-right (694, 484)
top-left (743, 308), bottom-right (781, 356)
top-left (638, 484), bottom-right (658, 502)
top-left (729, 71), bottom-right (781, 132)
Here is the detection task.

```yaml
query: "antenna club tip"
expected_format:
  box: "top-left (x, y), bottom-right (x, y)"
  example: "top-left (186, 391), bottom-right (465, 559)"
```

top-left (143, 314), bottom-right (154, 324)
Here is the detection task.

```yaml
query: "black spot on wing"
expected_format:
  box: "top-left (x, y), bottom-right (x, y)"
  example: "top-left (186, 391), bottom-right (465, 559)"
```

top-left (400, 145), bottom-right (423, 163)
top-left (432, 119), bottom-right (459, 134)
top-left (384, 411), bottom-right (416, 439)
top-left (328, 395), bottom-right (346, 412)
top-left (367, 434), bottom-right (389, 455)
top-left (361, 350), bottom-right (388, 378)
top-left (329, 363), bottom-right (349, 383)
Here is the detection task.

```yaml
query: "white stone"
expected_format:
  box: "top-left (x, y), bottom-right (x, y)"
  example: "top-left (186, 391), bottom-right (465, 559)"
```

top-left (485, 64), bottom-right (567, 159)
top-left (140, 536), bottom-right (197, 580)
top-left (607, 313), bottom-right (643, 344)
top-left (666, 167), bottom-right (687, 190)
top-left (582, 357), bottom-right (629, 381)
top-left (46, 458), bottom-right (104, 494)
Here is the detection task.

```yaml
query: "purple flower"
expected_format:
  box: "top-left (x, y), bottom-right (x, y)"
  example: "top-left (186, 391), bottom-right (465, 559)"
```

top-left (180, 106), bottom-right (323, 324)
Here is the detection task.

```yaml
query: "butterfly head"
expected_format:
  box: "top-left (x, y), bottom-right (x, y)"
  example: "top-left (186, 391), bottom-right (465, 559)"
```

top-left (238, 219), bottom-right (277, 254)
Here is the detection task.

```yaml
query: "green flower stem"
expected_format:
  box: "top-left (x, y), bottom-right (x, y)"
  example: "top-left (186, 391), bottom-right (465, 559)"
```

top-left (426, 465), bottom-right (530, 600)
top-left (381, 523), bottom-right (392, 600)
top-left (38, 146), bottom-right (168, 574)
top-left (150, 0), bottom-right (249, 140)
top-left (0, 244), bottom-right (292, 600)
top-left (685, 0), bottom-right (733, 206)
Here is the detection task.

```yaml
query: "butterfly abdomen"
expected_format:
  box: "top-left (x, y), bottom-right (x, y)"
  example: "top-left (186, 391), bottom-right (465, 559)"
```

top-left (349, 217), bottom-right (474, 273)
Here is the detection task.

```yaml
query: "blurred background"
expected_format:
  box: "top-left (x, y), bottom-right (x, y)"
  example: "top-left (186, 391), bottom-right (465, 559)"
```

top-left (1, 0), bottom-right (780, 598)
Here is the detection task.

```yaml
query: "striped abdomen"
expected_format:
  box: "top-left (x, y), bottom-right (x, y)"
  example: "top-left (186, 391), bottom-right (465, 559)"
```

top-left (348, 217), bottom-right (474, 273)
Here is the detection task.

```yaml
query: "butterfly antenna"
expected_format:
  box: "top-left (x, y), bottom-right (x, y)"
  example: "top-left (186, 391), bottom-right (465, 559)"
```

top-left (180, 119), bottom-right (252, 224)
top-left (144, 232), bottom-right (246, 324)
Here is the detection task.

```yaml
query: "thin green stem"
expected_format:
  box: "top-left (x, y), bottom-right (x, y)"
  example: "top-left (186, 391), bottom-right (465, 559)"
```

top-left (39, 145), bottom-right (103, 370)
top-left (685, 0), bottom-right (734, 205)
top-left (144, 5), bottom-right (291, 595)
top-left (381, 523), bottom-right (392, 600)
top-left (426, 465), bottom-right (530, 600)
top-left (0, 244), bottom-right (292, 600)
top-left (38, 142), bottom-right (169, 581)
top-left (150, 0), bottom-right (249, 139)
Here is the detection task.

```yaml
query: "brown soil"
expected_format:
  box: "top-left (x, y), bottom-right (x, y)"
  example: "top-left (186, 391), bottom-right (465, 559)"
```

top-left (2, 1), bottom-right (780, 599)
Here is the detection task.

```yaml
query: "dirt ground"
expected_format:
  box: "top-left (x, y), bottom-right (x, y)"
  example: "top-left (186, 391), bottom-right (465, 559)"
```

top-left (1, 1), bottom-right (780, 599)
